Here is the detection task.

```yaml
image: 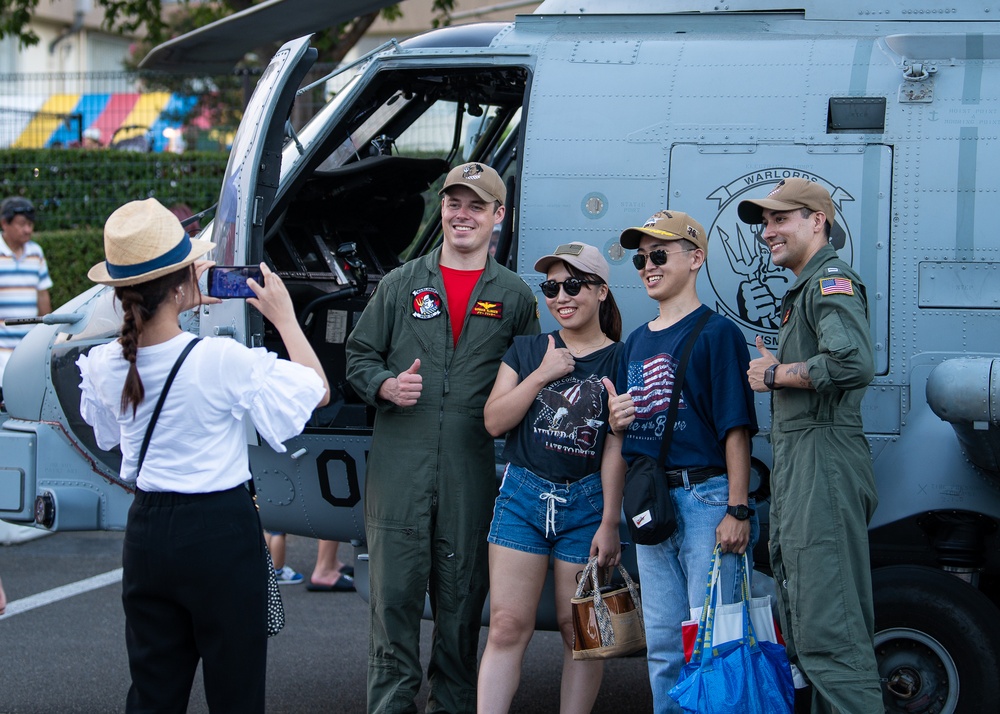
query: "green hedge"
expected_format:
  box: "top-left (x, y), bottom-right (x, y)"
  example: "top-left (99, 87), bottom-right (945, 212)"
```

top-left (0, 149), bottom-right (228, 230)
top-left (1, 149), bottom-right (229, 308)
top-left (34, 228), bottom-right (106, 310)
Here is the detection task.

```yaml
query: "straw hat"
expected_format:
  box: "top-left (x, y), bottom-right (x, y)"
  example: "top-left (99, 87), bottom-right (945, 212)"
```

top-left (88, 198), bottom-right (214, 286)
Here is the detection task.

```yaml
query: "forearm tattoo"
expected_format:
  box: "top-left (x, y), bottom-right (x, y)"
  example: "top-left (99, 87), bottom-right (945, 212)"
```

top-left (785, 362), bottom-right (813, 389)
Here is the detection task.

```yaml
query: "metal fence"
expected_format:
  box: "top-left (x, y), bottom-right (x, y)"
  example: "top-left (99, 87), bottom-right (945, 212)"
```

top-left (0, 65), bottom-right (337, 153)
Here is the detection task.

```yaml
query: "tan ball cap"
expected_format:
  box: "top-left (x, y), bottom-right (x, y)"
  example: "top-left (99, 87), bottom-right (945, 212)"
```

top-left (438, 162), bottom-right (506, 204)
top-left (619, 210), bottom-right (708, 254)
top-left (737, 177), bottom-right (837, 231)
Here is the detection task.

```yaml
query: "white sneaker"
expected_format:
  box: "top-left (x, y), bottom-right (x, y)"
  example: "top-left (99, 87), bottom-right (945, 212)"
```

top-left (274, 565), bottom-right (304, 585)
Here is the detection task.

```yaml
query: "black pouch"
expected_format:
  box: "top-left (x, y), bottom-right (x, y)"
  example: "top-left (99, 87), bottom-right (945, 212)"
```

top-left (622, 455), bottom-right (677, 545)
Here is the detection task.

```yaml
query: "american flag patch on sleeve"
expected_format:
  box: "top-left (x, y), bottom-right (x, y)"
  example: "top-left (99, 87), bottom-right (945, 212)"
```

top-left (819, 277), bottom-right (854, 296)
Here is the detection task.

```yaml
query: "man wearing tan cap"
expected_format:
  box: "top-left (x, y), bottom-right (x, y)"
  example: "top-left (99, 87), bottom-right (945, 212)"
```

top-left (347, 162), bottom-right (539, 713)
top-left (739, 178), bottom-right (882, 713)
top-left (606, 210), bottom-right (758, 713)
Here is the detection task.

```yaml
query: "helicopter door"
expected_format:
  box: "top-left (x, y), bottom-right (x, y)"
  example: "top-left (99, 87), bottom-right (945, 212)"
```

top-left (202, 36), bottom-right (317, 349)
top-left (669, 142), bottom-right (894, 435)
top-left (668, 142), bottom-right (891, 372)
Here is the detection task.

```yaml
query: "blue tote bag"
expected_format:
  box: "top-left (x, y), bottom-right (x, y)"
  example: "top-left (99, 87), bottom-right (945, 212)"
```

top-left (669, 545), bottom-right (794, 714)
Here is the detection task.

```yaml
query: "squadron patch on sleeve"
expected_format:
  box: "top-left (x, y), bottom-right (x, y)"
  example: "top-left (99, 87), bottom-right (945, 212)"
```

top-left (819, 277), bottom-right (854, 296)
top-left (471, 300), bottom-right (503, 319)
top-left (411, 287), bottom-right (443, 319)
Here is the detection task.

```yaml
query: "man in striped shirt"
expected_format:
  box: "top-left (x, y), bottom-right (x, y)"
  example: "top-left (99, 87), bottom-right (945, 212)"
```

top-left (0, 197), bottom-right (52, 388)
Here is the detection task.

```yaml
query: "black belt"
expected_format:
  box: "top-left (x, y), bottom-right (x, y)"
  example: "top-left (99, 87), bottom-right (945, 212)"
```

top-left (665, 467), bottom-right (725, 488)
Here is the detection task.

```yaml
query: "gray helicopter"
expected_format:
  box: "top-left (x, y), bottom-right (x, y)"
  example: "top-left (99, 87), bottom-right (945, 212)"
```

top-left (3, 2), bottom-right (1000, 710)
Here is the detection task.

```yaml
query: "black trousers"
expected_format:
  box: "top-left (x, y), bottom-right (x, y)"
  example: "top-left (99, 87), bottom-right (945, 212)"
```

top-left (122, 484), bottom-right (267, 714)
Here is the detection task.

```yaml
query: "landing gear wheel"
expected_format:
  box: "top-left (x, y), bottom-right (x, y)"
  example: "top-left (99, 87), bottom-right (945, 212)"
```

top-left (873, 565), bottom-right (1000, 714)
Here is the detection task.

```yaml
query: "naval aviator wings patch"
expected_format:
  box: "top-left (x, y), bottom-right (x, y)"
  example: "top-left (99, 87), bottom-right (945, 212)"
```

top-left (819, 277), bottom-right (854, 296)
top-left (471, 300), bottom-right (503, 319)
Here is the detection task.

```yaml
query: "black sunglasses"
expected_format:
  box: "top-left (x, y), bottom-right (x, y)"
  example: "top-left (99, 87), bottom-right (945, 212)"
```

top-left (539, 277), bottom-right (602, 298)
top-left (632, 248), bottom-right (696, 270)
top-left (2, 206), bottom-right (35, 223)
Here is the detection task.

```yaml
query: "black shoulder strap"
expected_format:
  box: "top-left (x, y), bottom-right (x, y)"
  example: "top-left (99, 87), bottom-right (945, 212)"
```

top-left (135, 338), bottom-right (202, 478)
top-left (656, 309), bottom-right (713, 469)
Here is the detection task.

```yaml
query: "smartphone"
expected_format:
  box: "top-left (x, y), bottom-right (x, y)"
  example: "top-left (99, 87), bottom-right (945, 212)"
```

top-left (207, 265), bottom-right (263, 299)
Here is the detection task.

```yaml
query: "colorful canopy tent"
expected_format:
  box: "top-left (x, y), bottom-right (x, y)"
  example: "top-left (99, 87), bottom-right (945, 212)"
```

top-left (48, 93), bottom-right (110, 147)
top-left (11, 94), bottom-right (79, 148)
top-left (4, 92), bottom-right (196, 151)
top-left (149, 94), bottom-right (199, 152)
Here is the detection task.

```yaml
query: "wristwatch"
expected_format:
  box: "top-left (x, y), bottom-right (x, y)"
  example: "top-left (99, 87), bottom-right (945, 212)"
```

top-left (764, 363), bottom-right (782, 390)
top-left (726, 504), bottom-right (754, 521)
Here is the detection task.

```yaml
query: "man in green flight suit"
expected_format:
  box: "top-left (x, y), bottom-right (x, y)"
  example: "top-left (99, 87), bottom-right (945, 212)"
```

top-left (347, 162), bottom-right (539, 713)
top-left (739, 178), bottom-right (883, 713)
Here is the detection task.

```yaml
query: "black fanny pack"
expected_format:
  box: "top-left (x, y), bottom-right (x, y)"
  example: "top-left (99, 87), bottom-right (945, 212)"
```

top-left (623, 455), bottom-right (677, 545)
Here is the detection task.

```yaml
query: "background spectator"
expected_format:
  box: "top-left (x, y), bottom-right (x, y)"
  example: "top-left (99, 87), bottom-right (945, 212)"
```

top-left (0, 196), bottom-right (52, 388)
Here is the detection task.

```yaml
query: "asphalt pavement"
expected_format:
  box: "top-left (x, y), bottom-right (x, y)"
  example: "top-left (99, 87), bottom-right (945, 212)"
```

top-left (0, 530), bottom-right (652, 713)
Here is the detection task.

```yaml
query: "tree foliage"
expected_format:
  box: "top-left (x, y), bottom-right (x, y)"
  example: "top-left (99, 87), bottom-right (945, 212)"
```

top-left (0, 0), bottom-right (457, 59)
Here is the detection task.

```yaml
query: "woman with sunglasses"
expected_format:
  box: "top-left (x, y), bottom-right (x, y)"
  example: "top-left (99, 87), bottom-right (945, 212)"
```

top-left (477, 242), bottom-right (626, 713)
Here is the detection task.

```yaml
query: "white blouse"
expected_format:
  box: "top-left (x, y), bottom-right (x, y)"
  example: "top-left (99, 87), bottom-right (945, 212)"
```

top-left (77, 333), bottom-right (325, 493)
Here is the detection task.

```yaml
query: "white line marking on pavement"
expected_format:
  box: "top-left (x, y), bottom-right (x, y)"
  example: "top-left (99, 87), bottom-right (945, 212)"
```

top-left (0, 568), bottom-right (123, 620)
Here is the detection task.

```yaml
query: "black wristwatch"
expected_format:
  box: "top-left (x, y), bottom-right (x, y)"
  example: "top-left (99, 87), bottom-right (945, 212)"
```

top-left (764, 363), bottom-right (782, 390)
top-left (726, 504), bottom-right (754, 521)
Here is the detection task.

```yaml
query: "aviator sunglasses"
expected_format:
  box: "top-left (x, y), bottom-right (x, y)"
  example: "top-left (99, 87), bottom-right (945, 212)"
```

top-left (632, 247), bottom-right (696, 270)
top-left (2, 205), bottom-right (35, 223)
top-left (539, 277), bottom-right (603, 298)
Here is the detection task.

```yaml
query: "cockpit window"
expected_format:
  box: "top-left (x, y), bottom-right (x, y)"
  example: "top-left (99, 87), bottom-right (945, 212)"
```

top-left (263, 65), bottom-right (527, 289)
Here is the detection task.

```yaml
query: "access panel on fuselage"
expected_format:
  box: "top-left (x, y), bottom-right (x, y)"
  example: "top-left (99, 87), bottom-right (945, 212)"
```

top-left (668, 143), bottom-right (891, 377)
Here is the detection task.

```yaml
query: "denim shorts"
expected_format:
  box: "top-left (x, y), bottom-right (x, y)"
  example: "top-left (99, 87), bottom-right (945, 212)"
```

top-left (487, 463), bottom-right (604, 564)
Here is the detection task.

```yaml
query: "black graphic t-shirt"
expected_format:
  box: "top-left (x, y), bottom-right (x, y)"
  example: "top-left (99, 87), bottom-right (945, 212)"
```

top-left (500, 331), bottom-right (623, 483)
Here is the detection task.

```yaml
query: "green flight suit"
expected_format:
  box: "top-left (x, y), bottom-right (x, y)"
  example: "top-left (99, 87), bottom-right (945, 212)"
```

top-left (346, 248), bottom-right (539, 714)
top-left (769, 244), bottom-right (883, 714)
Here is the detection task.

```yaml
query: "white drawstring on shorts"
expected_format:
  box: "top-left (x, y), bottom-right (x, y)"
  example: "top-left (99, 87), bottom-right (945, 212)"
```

top-left (539, 490), bottom-right (568, 538)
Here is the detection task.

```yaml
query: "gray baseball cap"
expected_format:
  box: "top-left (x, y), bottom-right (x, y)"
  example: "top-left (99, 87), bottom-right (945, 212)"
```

top-left (534, 242), bottom-right (609, 282)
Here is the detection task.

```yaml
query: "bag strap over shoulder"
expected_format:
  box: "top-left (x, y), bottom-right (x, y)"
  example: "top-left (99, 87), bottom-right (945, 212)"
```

top-left (135, 337), bottom-right (202, 478)
top-left (655, 309), bottom-right (713, 469)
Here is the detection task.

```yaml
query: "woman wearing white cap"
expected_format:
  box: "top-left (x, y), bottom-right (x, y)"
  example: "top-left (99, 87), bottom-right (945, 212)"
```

top-left (477, 242), bottom-right (626, 713)
top-left (76, 198), bottom-right (329, 713)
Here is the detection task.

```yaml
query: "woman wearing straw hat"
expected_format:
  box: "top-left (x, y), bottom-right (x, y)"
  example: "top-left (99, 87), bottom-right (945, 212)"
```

top-left (77, 198), bottom-right (329, 713)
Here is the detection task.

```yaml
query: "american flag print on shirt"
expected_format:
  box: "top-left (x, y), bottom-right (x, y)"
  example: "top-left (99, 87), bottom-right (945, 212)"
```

top-left (819, 277), bottom-right (854, 296)
top-left (628, 353), bottom-right (686, 418)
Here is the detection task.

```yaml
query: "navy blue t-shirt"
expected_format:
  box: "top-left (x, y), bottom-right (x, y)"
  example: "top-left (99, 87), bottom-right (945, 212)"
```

top-left (501, 331), bottom-right (624, 483)
top-left (616, 306), bottom-right (757, 469)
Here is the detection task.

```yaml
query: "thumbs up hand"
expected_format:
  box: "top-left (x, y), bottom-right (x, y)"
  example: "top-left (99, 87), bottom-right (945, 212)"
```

top-left (747, 336), bottom-right (778, 393)
top-left (378, 358), bottom-right (424, 406)
top-left (535, 334), bottom-right (575, 383)
top-left (603, 377), bottom-right (636, 434)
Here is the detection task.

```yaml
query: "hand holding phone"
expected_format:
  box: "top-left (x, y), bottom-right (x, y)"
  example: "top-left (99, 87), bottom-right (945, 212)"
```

top-left (207, 265), bottom-right (264, 299)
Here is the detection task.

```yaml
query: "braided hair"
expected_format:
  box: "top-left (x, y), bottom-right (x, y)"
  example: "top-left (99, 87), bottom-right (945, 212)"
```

top-left (115, 266), bottom-right (194, 417)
